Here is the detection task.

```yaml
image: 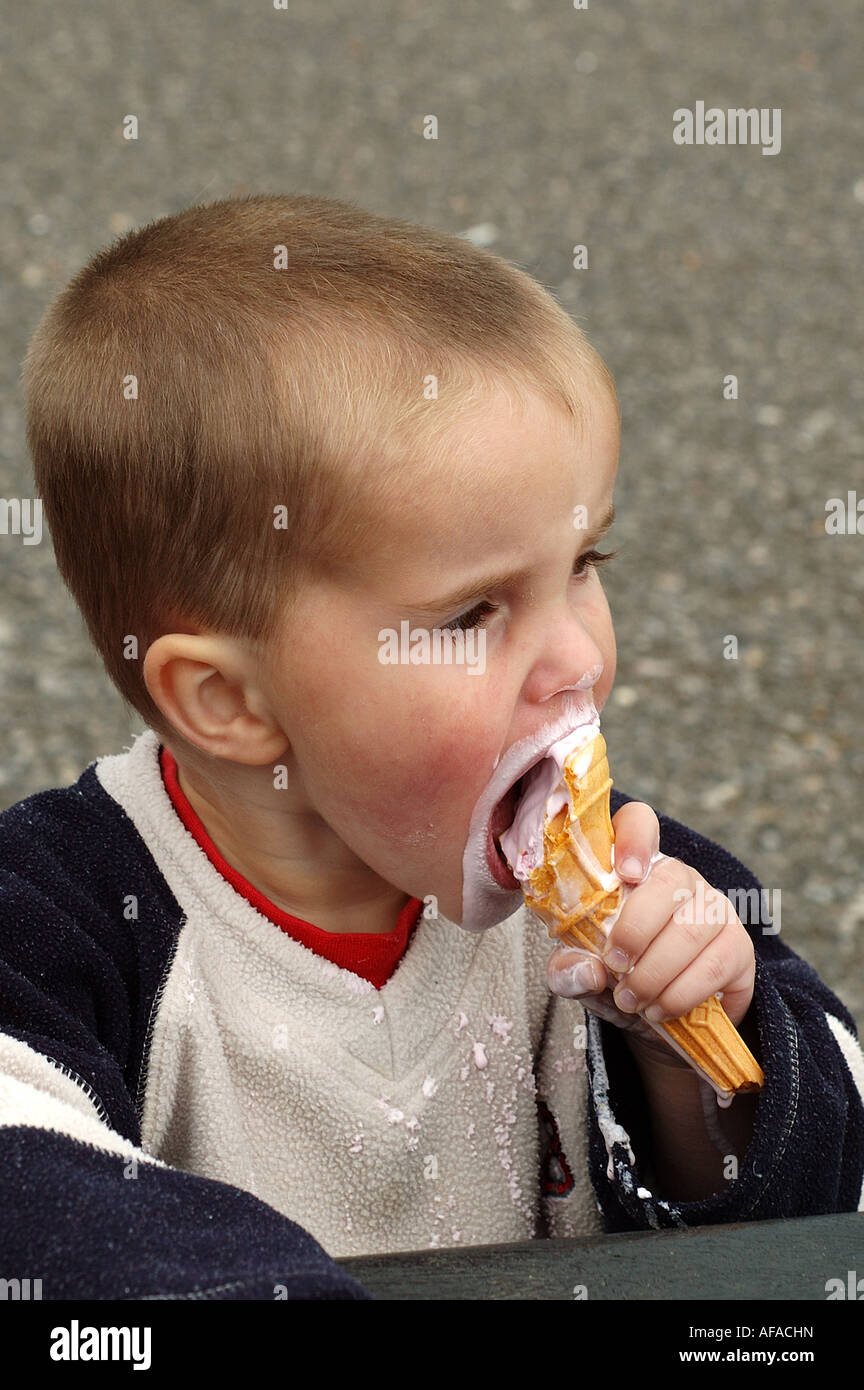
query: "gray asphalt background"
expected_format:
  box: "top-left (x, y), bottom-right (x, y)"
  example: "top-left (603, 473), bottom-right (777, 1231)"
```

top-left (1, 1), bottom-right (862, 1029)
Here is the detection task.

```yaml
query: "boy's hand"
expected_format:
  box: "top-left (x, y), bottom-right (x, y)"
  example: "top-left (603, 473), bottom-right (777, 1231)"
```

top-left (546, 800), bottom-right (757, 1066)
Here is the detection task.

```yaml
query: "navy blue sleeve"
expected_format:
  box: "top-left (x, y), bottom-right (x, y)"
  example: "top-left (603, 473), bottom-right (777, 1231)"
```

top-left (0, 777), bottom-right (372, 1300)
top-left (0, 1127), bottom-right (370, 1300)
top-left (585, 791), bottom-right (864, 1232)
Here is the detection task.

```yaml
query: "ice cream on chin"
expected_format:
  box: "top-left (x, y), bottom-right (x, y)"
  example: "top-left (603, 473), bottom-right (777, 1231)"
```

top-left (497, 722), bottom-right (765, 1103)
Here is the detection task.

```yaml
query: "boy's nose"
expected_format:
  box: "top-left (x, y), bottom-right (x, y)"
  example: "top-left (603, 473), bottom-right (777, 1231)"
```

top-left (538, 662), bottom-right (604, 702)
top-left (522, 616), bottom-right (607, 706)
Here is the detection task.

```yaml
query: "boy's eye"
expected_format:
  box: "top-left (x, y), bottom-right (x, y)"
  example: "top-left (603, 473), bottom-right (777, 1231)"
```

top-left (439, 548), bottom-right (619, 633)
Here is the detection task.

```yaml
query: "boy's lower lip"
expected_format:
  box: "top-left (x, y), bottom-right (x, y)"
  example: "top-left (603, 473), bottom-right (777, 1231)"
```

top-left (486, 781), bottom-right (523, 890)
top-left (487, 829), bottom-right (520, 890)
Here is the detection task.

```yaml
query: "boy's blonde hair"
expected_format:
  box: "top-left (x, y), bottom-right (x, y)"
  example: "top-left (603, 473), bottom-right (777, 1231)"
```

top-left (22, 193), bottom-right (617, 744)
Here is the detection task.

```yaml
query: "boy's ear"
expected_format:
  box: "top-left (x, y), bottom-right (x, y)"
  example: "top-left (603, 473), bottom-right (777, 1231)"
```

top-left (142, 633), bottom-right (289, 765)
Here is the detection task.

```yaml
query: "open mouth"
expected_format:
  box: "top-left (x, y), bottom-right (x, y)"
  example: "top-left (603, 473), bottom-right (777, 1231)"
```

top-left (462, 701), bottom-right (598, 932)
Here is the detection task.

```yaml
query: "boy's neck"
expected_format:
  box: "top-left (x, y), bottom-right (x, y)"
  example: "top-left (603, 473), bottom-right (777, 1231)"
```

top-left (174, 763), bottom-right (410, 936)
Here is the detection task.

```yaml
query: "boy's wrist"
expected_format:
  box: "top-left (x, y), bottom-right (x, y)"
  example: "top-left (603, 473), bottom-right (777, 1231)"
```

top-left (622, 998), bottom-right (761, 1085)
top-left (618, 1016), bottom-right (761, 1203)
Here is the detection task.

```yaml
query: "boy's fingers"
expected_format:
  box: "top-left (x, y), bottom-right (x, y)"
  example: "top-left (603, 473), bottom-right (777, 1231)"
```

top-left (546, 947), bottom-right (668, 1037)
top-left (610, 801), bottom-right (660, 881)
top-left (603, 855), bottom-right (703, 973)
top-left (611, 910), bottom-right (730, 1015)
top-left (547, 945), bottom-right (608, 997)
top-left (633, 926), bottom-right (756, 1027)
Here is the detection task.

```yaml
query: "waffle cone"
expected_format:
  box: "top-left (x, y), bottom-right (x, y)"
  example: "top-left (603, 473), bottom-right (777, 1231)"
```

top-left (521, 731), bottom-right (764, 1096)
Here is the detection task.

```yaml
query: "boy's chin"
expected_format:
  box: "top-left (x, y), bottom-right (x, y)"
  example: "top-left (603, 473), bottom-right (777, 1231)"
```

top-left (460, 886), bottom-right (524, 934)
top-left (459, 853), bottom-right (524, 934)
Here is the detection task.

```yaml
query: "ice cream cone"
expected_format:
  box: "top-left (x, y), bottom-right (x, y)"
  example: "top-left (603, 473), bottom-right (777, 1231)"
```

top-left (519, 731), bottom-right (764, 1097)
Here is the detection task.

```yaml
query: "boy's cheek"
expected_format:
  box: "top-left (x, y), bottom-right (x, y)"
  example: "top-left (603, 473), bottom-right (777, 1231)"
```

top-left (316, 685), bottom-right (502, 852)
top-left (320, 747), bottom-right (454, 844)
top-left (353, 758), bottom-right (493, 883)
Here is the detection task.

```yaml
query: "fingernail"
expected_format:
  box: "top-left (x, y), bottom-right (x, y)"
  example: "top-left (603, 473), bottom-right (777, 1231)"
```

top-left (614, 986), bottom-right (638, 1012)
top-left (618, 856), bottom-right (644, 880)
top-left (644, 1004), bottom-right (665, 1022)
top-left (604, 947), bottom-right (630, 973)
top-left (563, 960), bottom-right (600, 994)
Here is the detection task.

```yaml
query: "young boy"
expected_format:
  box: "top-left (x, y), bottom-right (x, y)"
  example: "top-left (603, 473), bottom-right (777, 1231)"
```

top-left (4, 194), bottom-right (863, 1299)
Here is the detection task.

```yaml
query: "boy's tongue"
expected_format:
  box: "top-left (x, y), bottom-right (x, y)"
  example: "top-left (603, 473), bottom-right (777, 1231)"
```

top-left (498, 716), bottom-right (600, 883)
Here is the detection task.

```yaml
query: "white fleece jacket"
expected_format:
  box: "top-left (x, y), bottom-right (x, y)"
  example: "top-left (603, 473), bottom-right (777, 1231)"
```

top-left (95, 731), bottom-right (602, 1256)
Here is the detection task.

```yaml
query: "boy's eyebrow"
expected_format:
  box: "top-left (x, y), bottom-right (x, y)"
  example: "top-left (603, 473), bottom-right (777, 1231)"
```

top-left (405, 502), bottom-right (616, 616)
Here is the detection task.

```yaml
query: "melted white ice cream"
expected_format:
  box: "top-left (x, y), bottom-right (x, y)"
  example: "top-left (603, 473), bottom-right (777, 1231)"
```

top-left (498, 715), bottom-right (601, 882)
